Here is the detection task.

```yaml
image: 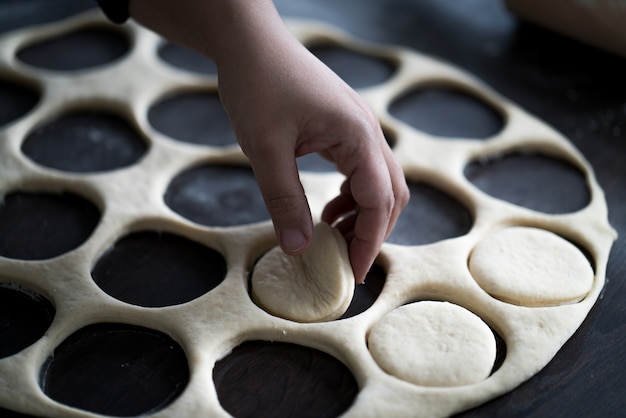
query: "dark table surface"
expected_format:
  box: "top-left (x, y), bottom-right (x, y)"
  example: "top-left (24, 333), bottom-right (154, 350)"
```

top-left (1, 0), bottom-right (625, 417)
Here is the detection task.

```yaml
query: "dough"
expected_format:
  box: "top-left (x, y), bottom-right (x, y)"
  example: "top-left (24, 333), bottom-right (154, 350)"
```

top-left (0, 10), bottom-right (616, 418)
top-left (469, 227), bottom-right (594, 307)
top-left (368, 301), bottom-right (496, 387)
top-left (251, 222), bottom-right (354, 323)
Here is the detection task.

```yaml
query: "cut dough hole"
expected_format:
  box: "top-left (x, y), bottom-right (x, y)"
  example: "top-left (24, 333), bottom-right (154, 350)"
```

top-left (22, 111), bottom-right (147, 173)
top-left (148, 91), bottom-right (237, 147)
top-left (247, 262), bottom-right (385, 320)
top-left (164, 164), bottom-right (270, 227)
top-left (368, 301), bottom-right (496, 387)
top-left (389, 85), bottom-right (504, 138)
top-left (296, 128), bottom-right (395, 173)
top-left (296, 152), bottom-right (337, 173)
top-left (0, 78), bottom-right (39, 128)
top-left (92, 231), bottom-right (227, 307)
top-left (251, 223), bottom-right (354, 323)
top-left (309, 44), bottom-right (396, 89)
top-left (0, 283), bottom-right (55, 359)
top-left (16, 26), bottom-right (129, 71)
top-left (469, 226), bottom-right (594, 307)
top-left (213, 340), bottom-right (358, 418)
top-left (340, 263), bottom-right (386, 319)
top-left (465, 152), bottom-right (590, 213)
top-left (386, 182), bottom-right (473, 245)
top-left (40, 323), bottom-right (189, 417)
top-left (158, 42), bottom-right (217, 75)
top-left (0, 191), bottom-right (100, 260)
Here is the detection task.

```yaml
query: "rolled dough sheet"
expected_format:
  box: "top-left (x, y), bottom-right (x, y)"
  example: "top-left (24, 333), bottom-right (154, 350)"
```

top-left (0, 10), bottom-right (616, 418)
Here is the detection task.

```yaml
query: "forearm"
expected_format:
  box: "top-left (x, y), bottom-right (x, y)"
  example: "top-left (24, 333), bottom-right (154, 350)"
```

top-left (129, 0), bottom-right (293, 64)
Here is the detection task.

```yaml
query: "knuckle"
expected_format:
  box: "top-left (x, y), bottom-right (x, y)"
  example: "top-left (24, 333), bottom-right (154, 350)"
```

top-left (384, 192), bottom-right (396, 215)
top-left (398, 184), bottom-right (410, 208)
top-left (264, 194), bottom-right (307, 216)
top-left (238, 136), bottom-right (263, 158)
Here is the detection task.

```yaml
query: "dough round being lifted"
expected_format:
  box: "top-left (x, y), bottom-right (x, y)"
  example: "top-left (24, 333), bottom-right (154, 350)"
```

top-left (251, 222), bottom-right (355, 322)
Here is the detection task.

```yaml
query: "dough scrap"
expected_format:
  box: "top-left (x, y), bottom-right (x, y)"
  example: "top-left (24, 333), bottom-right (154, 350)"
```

top-left (368, 301), bottom-right (496, 387)
top-left (469, 227), bottom-right (594, 307)
top-left (251, 222), bottom-right (355, 322)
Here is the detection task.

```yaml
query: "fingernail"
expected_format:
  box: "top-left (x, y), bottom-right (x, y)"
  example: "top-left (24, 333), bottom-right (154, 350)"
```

top-left (281, 229), bottom-right (308, 254)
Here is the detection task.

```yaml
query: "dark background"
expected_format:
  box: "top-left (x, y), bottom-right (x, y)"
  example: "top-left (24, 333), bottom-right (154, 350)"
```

top-left (1, 0), bottom-right (624, 416)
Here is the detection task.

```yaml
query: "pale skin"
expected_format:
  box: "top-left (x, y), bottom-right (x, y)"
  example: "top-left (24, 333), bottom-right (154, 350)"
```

top-left (130, 0), bottom-right (409, 283)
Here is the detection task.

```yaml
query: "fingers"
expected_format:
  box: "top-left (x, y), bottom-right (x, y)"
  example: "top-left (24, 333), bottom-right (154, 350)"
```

top-left (346, 155), bottom-right (394, 283)
top-left (322, 129), bottom-right (409, 284)
top-left (321, 180), bottom-right (355, 228)
top-left (381, 140), bottom-right (410, 238)
top-left (245, 140), bottom-right (314, 256)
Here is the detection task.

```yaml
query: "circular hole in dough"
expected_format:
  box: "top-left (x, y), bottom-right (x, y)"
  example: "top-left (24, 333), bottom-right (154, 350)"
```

top-left (40, 322), bottom-right (189, 417)
top-left (158, 41), bottom-right (218, 75)
top-left (381, 126), bottom-right (397, 149)
top-left (251, 223), bottom-right (354, 323)
top-left (296, 152), bottom-right (338, 173)
top-left (16, 25), bottom-right (129, 71)
top-left (368, 301), bottom-right (496, 387)
top-left (386, 181), bottom-right (473, 245)
top-left (92, 231), bottom-right (227, 307)
top-left (0, 283), bottom-right (55, 359)
top-left (164, 164), bottom-right (270, 227)
top-left (246, 262), bottom-right (385, 321)
top-left (21, 111), bottom-right (148, 173)
top-left (148, 91), bottom-right (237, 147)
top-left (309, 43), bottom-right (396, 89)
top-left (464, 152), bottom-right (590, 213)
top-left (0, 191), bottom-right (100, 260)
top-left (213, 340), bottom-right (358, 418)
top-left (0, 78), bottom-right (39, 128)
top-left (469, 226), bottom-right (594, 307)
top-left (339, 263), bottom-right (386, 319)
top-left (296, 128), bottom-right (395, 173)
top-left (389, 85), bottom-right (504, 139)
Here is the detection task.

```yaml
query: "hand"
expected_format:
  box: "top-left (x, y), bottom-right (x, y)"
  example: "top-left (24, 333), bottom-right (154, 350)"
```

top-left (130, 0), bottom-right (409, 283)
top-left (217, 29), bottom-right (408, 283)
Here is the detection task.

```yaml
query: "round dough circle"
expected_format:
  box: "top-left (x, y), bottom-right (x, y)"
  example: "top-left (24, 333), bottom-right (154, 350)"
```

top-left (251, 222), bottom-right (355, 322)
top-left (469, 227), bottom-right (594, 306)
top-left (368, 301), bottom-right (496, 387)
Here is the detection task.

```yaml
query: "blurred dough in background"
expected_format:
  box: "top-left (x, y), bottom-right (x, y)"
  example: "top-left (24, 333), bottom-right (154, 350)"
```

top-left (507, 0), bottom-right (626, 57)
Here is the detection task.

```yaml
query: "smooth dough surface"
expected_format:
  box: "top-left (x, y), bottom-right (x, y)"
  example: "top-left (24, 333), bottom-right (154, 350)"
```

top-left (251, 222), bottom-right (355, 322)
top-left (368, 301), bottom-right (496, 387)
top-left (469, 227), bottom-right (594, 306)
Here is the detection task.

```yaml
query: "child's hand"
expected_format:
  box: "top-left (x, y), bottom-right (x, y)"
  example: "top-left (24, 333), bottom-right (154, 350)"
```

top-left (218, 35), bottom-right (408, 283)
top-left (130, 0), bottom-right (409, 283)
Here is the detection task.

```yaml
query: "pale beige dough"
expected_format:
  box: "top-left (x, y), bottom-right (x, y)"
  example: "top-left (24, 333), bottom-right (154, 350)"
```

top-left (368, 301), bottom-right (496, 387)
top-left (469, 227), bottom-right (594, 307)
top-left (251, 222), bottom-right (354, 322)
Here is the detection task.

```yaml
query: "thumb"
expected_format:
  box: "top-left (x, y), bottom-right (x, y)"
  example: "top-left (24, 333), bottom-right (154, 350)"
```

top-left (247, 145), bottom-right (313, 255)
